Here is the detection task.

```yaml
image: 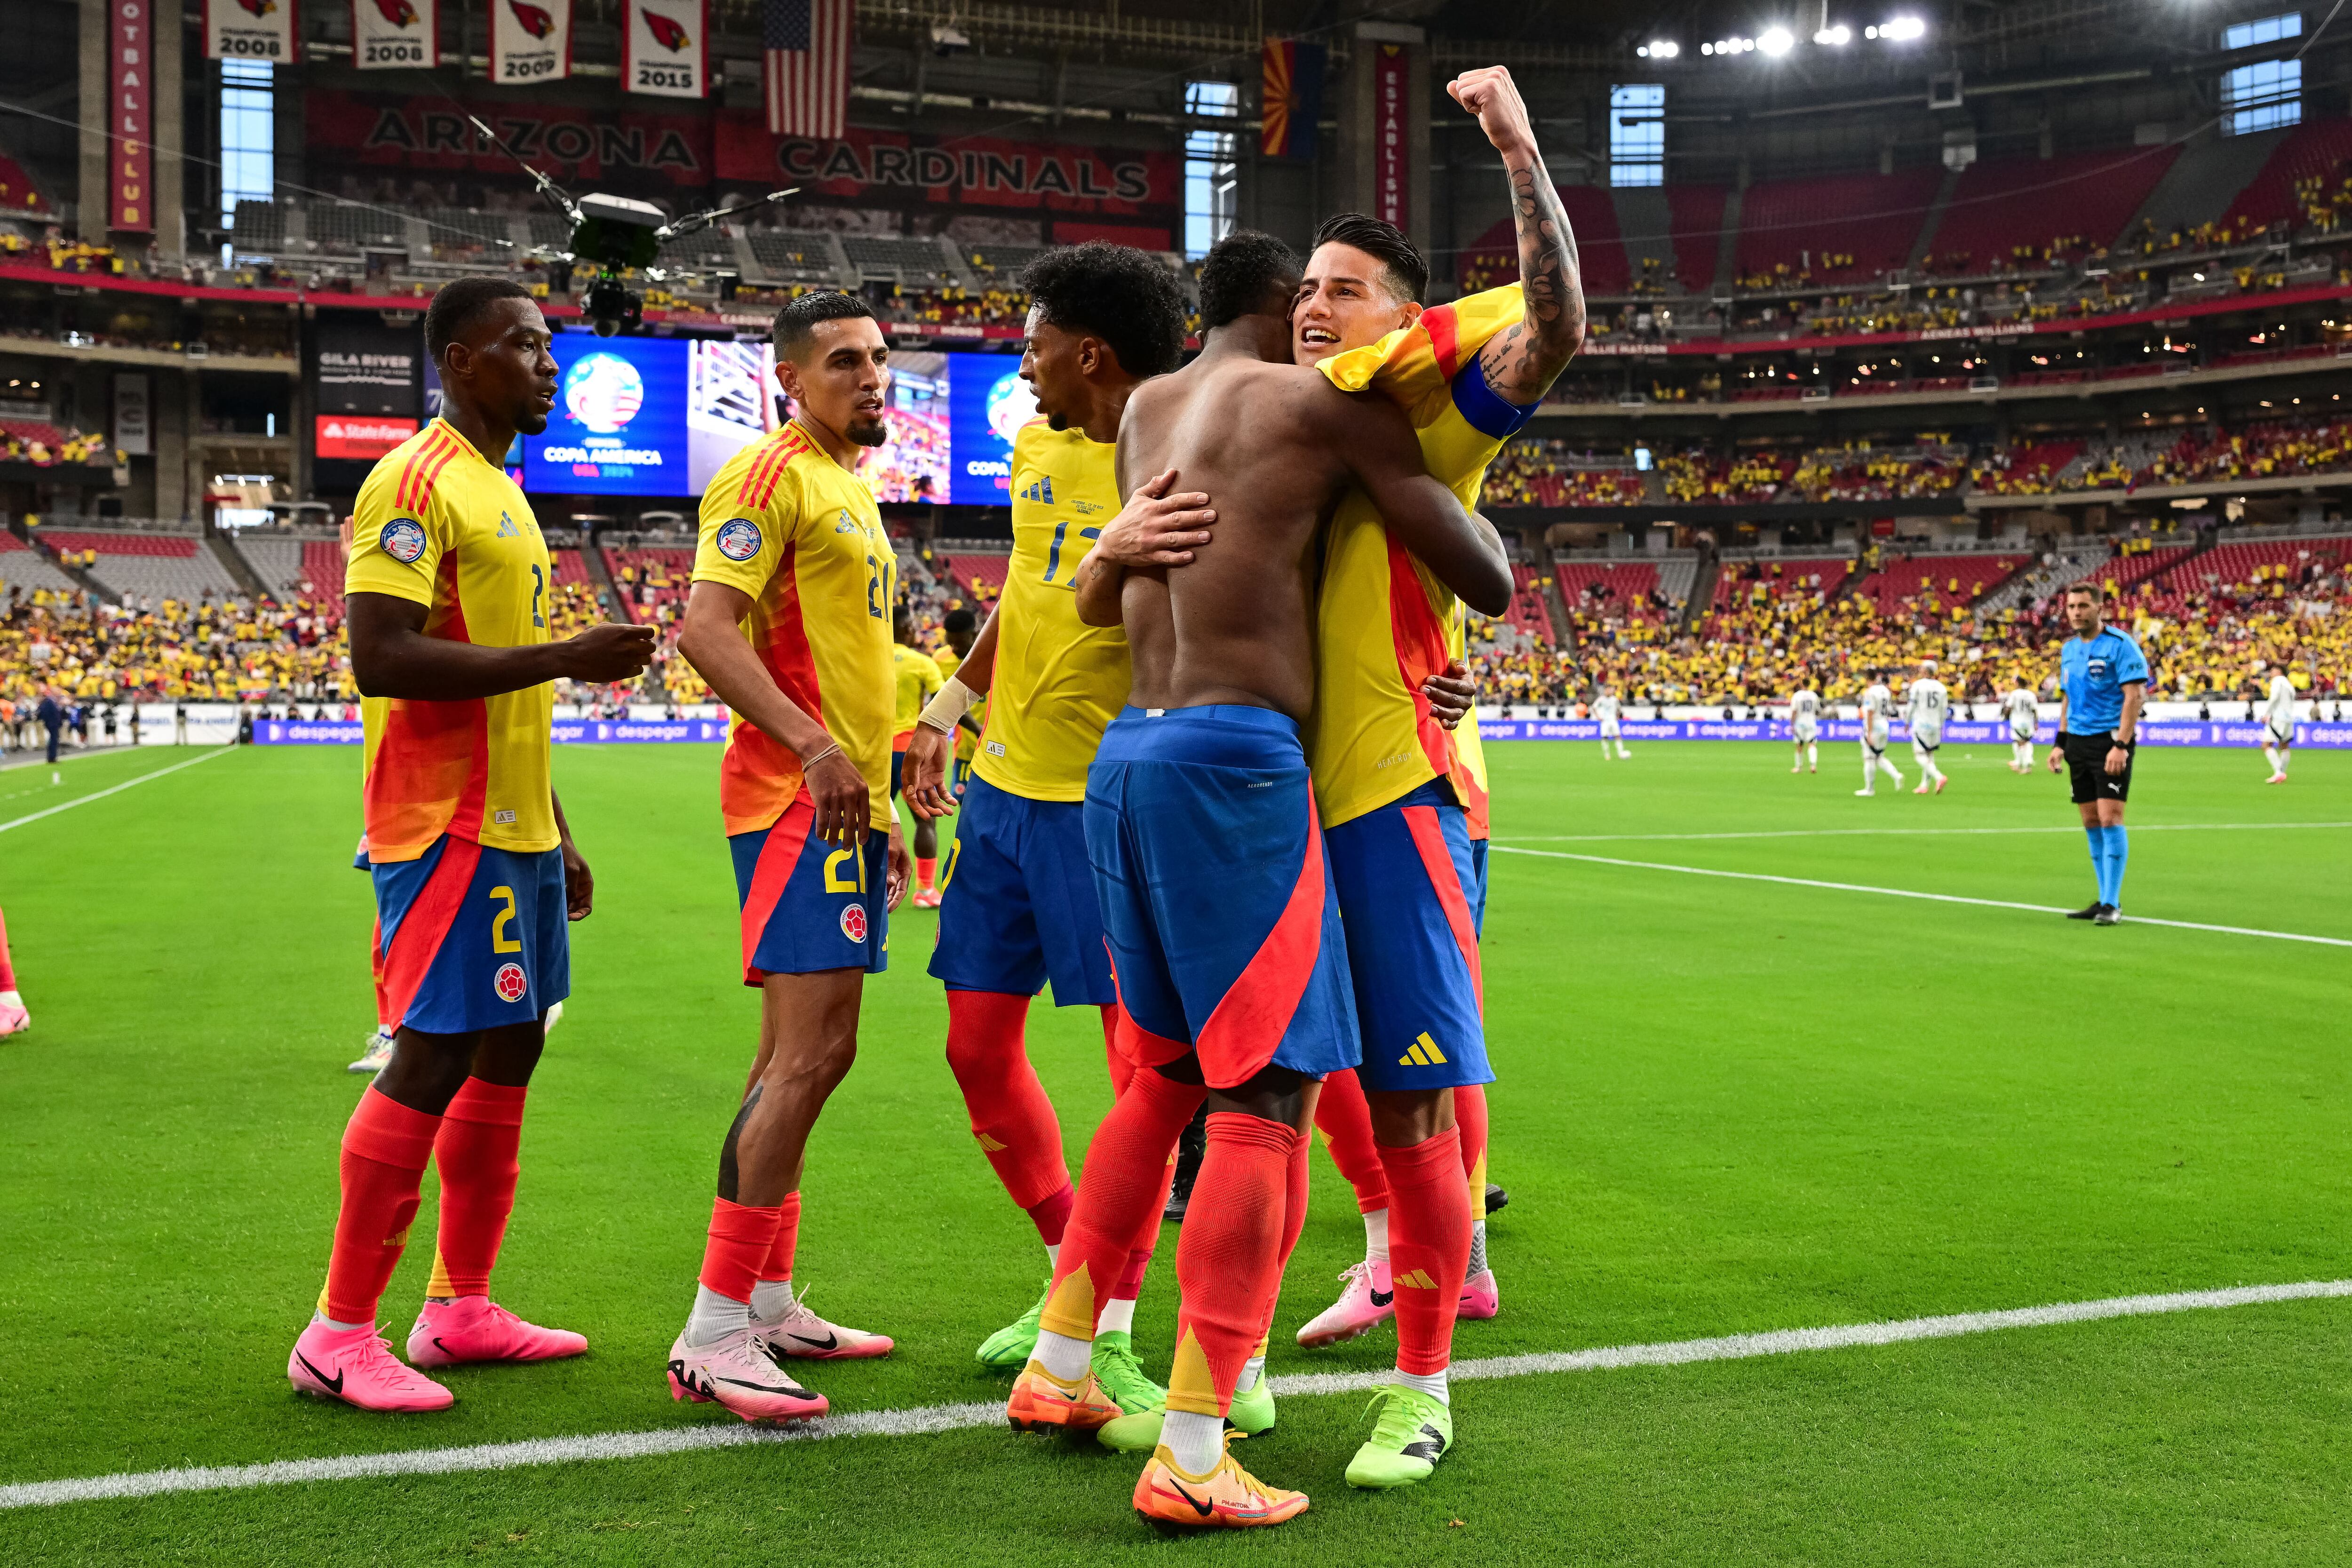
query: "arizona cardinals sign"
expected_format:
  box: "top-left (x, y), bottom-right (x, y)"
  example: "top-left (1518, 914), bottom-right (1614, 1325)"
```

top-left (491, 0), bottom-right (571, 83)
top-left (625, 0), bottom-right (707, 99)
top-left (353, 0), bottom-right (437, 70)
top-left (205, 0), bottom-right (299, 62)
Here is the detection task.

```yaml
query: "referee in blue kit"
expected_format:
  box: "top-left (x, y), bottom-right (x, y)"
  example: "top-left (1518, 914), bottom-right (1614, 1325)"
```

top-left (2047, 582), bottom-right (2149, 925)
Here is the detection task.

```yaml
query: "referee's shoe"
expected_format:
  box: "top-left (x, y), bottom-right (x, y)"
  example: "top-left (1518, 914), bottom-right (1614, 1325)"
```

top-left (2066, 901), bottom-right (2121, 924)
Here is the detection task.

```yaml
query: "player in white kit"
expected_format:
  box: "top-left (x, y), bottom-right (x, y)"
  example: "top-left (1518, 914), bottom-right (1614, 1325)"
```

top-left (1854, 676), bottom-right (1902, 796)
top-left (1592, 686), bottom-right (1630, 759)
top-left (2259, 661), bottom-right (2299, 782)
top-left (2001, 681), bottom-right (2040, 773)
top-left (1903, 661), bottom-right (1950, 796)
top-left (1788, 686), bottom-right (1821, 773)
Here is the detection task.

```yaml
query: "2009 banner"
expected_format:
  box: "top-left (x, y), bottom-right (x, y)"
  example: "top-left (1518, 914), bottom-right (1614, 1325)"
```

top-left (624, 0), bottom-right (706, 99)
top-left (352, 0), bottom-right (437, 70)
top-left (490, 0), bottom-right (571, 83)
top-left (206, 0), bottom-right (299, 62)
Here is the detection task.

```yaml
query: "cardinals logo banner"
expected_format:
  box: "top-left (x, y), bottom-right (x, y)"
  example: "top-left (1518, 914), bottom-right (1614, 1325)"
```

top-left (206, 0), bottom-right (299, 62)
top-left (625, 0), bottom-right (706, 99)
top-left (492, 0), bottom-right (571, 82)
top-left (354, 0), bottom-right (437, 69)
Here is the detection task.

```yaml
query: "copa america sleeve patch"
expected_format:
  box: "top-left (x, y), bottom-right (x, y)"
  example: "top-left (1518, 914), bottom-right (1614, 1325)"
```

top-left (715, 518), bottom-right (763, 562)
top-left (380, 518), bottom-right (428, 565)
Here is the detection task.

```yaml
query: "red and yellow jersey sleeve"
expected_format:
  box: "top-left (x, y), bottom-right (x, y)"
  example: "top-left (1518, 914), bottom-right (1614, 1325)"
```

top-left (349, 419), bottom-right (557, 862)
top-left (973, 422), bottom-right (1131, 801)
top-left (695, 420), bottom-right (897, 836)
top-left (1308, 285), bottom-right (1532, 836)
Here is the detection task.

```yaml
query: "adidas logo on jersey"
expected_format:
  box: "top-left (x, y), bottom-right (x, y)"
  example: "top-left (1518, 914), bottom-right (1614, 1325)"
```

top-left (1398, 1032), bottom-right (1448, 1067)
top-left (1017, 475), bottom-right (1056, 505)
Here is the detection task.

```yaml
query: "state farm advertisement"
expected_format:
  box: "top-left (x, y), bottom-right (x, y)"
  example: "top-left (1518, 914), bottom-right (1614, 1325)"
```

top-left (316, 415), bottom-right (419, 460)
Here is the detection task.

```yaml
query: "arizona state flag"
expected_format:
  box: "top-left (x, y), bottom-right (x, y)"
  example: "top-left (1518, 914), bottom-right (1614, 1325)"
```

top-left (1260, 38), bottom-right (1326, 160)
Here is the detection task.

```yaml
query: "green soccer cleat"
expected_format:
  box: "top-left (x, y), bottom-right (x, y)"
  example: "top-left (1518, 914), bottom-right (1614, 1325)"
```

top-left (975, 1279), bottom-right (1049, 1369)
top-left (1089, 1330), bottom-right (1165, 1416)
top-left (1344, 1385), bottom-right (1453, 1489)
top-left (1096, 1370), bottom-right (1277, 1453)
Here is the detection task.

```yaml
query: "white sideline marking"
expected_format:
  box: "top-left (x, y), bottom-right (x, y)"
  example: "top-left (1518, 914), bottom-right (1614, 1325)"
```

top-left (1495, 821), bottom-right (2352, 845)
top-left (0, 747), bottom-right (237, 835)
top-left (2, 1278), bottom-right (2346, 1512)
top-left (1492, 845), bottom-right (2352, 948)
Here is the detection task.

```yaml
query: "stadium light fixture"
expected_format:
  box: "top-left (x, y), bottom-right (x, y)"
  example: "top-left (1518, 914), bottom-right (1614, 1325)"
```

top-left (1882, 16), bottom-right (1927, 40)
top-left (1815, 24), bottom-right (1852, 44)
top-left (1644, 39), bottom-right (1680, 58)
top-left (1760, 27), bottom-right (1794, 54)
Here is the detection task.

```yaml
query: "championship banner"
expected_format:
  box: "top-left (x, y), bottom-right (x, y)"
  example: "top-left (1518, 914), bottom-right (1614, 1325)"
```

top-left (625, 0), bottom-right (707, 98)
top-left (109, 0), bottom-right (154, 231)
top-left (491, 0), bottom-right (571, 84)
top-left (353, 0), bottom-right (437, 70)
top-left (1260, 39), bottom-right (1325, 160)
top-left (1372, 42), bottom-right (1408, 229)
top-left (205, 0), bottom-right (300, 63)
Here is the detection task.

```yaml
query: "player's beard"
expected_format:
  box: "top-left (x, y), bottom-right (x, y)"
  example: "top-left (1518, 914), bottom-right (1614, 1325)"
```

top-left (1045, 412), bottom-right (1070, 431)
top-left (514, 408), bottom-right (551, 437)
top-left (848, 412), bottom-right (889, 447)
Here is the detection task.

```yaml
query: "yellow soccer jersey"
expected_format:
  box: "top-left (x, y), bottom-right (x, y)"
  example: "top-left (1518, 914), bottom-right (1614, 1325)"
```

top-left (973, 421), bottom-right (1131, 801)
top-left (693, 419), bottom-right (896, 835)
top-left (1309, 285), bottom-right (1528, 836)
top-left (892, 644), bottom-right (943, 744)
top-left (346, 418), bottom-right (556, 862)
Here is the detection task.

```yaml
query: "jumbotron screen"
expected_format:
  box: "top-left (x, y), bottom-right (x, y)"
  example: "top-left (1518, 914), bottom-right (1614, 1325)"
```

top-left (499, 334), bottom-right (1020, 504)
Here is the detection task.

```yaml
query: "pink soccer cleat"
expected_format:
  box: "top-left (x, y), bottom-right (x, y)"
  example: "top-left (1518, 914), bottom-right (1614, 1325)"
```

top-left (1933, 775), bottom-right (1949, 795)
top-left (753, 1283), bottom-right (894, 1359)
top-left (0, 1001), bottom-right (27, 1038)
top-left (2267, 772), bottom-right (2288, 785)
top-left (667, 1327), bottom-right (829, 1425)
top-left (406, 1297), bottom-right (588, 1368)
top-left (1296, 1259), bottom-right (1396, 1349)
top-left (287, 1319), bottom-right (454, 1412)
top-left (1458, 1267), bottom-right (1501, 1321)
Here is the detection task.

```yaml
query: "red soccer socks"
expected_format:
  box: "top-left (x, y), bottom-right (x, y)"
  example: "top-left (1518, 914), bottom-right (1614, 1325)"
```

top-left (699, 1196), bottom-right (782, 1303)
top-left (1039, 1067), bottom-right (1205, 1341)
top-left (322, 1088), bottom-right (442, 1326)
top-left (425, 1077), bottom-right (528, 1298)
top-left (1168, 1114), bottom-right (1303, 1417)
top-left (1313, 1068), bottom-right (1392, 1215)
top-left (944, 989), bottom-right (1072, 1228)
top-left (1377, 1125), bottom-right (1471, 1377)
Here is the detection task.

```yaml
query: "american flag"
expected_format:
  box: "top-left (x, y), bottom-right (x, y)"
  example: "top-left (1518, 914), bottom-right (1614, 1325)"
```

top-left (765, 0), bottom-right (852, 138)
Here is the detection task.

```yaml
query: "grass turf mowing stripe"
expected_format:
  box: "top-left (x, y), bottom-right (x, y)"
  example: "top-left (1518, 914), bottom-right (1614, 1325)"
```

top-left (1494, 822), bottom-right (2352, 844)
top-left (1492, 844), bottom-right (2352, 947)
top-left (0, 746), bottom-right (237, 835)
top-left (5, 1278), bottom-right (2345, 1513)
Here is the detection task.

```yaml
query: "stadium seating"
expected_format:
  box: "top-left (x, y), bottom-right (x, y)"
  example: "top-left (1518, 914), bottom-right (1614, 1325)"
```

top-left (1734, 167), bottom-right (1942, 286)
top-left (39, 532), bottom-right (242, 605)
top-left (1665, 185), bottom-right (1729, 295)
top-left (1710, 556), bottom-right (1849, 613)
top-left (1926, 147), bottom-right (2181, 274)
top-left (1843, 552), bottom-right (2026, 617)
top-left (747, 231), bottom-right (842, 285)
top-left (2219, 115), bottom-right (2352, 233)
top-left (1554, 562), bottom-right (1666, 627)
top-left (1461, 184), bottom-right (1631, 295)
top-left (603, 548), bottom-right (696, 629)
top-left (1499, 563), bottom-right (1560, 645)
top-left (0, 531), bottom-right (84, 596)
top-left (941, 552), bottom-right (1010, 604)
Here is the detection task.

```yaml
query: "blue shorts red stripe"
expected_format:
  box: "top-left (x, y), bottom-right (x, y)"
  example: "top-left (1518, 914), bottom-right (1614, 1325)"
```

top-left (1083, 705), bottom-right (1358, 1090)
top-left (930, 772), bottom-right (1115, 1006)
top-left (731, 793), bottom-right (890, 982)
top-left (1326, 782), bottom-right (1494, 1093)
top-left (371, 834), bottom-right (569, 1035)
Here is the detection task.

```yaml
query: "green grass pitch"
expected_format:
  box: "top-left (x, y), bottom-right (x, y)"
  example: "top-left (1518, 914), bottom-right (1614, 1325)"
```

top-left (0, 738), bottom-right (2345, 1565)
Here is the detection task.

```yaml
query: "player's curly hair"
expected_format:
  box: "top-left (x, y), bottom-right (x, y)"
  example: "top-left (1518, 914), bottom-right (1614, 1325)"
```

top-left (1019, 243), bottom-right (1187, 378)
top-left (424, 276), bottom-right (534, 365)
top-left (772, 291), bottom-right (878, 362)
top-left (1197, 231), bottom-right (1301, 331)
top-left (1311, 212), bottom-right (1429, 305)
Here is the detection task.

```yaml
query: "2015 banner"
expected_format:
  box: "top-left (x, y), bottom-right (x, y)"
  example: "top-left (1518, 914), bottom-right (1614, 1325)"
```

top-left (352, 0), bottom-right (437, 70)
top-left (205, 0), bottom-right (299, 62)
top-left (491, 0), bottom-right (570, 84)
top-left (625, 0), bottom-right (707, 99)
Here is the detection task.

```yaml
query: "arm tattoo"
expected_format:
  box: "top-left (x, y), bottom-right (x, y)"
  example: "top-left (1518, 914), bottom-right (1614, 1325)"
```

top-left (1480, 155), bottom-right (1586, 404)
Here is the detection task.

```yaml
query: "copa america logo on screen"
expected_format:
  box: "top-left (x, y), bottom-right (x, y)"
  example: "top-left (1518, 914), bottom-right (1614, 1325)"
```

top-left (985, 370), bottom-right (1038, 444)
top-left (564, 353), bottom-right (645, 434)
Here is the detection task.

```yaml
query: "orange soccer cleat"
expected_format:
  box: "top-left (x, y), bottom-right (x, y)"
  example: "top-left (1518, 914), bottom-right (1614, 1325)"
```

top-left (1133, 1442), bottom-right (1309, 1529)
top-left (1005, 1359), bottom-right (1121, 1433)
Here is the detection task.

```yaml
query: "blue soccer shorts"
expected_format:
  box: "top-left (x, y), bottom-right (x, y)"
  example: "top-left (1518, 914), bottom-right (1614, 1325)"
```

top-left (371, 834), bottom-right (570, 1035)
top-left (1325, 781), bottom-right (1495, 1093)
top-left (1083, 705), bottom-right (1358, 1090)
top-left (730, 793), bottom-right (891, 982)
top-left (930, 772), bottom-right (1116, 1006)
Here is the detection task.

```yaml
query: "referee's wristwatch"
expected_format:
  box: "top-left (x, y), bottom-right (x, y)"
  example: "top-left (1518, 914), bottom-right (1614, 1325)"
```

top-left (2110, 732), bottom-right (2133, 747)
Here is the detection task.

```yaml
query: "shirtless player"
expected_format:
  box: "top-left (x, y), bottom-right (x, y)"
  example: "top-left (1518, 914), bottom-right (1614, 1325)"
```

top-left (1000, 231), bottom-right (1512, 1529)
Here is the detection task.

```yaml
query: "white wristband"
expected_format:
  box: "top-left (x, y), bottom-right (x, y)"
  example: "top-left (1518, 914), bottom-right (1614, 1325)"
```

top-left (917, 675), bottom-right (977, 735)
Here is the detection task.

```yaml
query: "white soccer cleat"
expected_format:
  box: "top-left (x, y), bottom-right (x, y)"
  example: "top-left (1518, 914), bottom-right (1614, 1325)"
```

top-left (543, 999), bottom-right (564, 1034)
top-left (667, 1327), bottom-right (828, 1425)
top-left (0, 1000), bottom-right (27, 1038)
top-left (1854, 788), bottom-right (1874, 797)
top-left (2265, 772), bottom-right (2288, 785)
top-left (348, 1025), bottom-right (395, 1074)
